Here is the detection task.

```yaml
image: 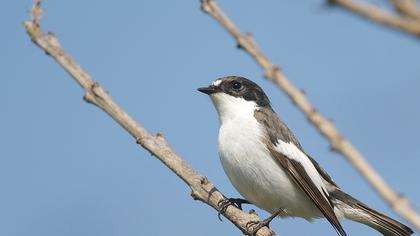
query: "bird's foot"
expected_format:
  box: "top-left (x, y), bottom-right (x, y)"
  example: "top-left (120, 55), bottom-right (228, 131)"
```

top-left (217, 197), bottom-right (250, 221)
top-left (245, 208), bottom-right (284, 236)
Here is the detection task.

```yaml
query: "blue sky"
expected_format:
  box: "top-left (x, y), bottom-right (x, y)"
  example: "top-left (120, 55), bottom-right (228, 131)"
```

top-left (1, 0), bottom-right (419, 235)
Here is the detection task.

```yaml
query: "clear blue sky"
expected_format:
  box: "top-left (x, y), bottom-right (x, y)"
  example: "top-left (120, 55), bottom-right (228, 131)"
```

top-left (2, 0), bottom-right (419, 235)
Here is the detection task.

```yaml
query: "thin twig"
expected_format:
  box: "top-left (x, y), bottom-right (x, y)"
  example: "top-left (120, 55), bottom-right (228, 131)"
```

top-left (201, 0), bottom-right (420, 230)
top-left (329, 0), bottom-right (420, 38)
top-left (23, 1), bottom-right (276, 236)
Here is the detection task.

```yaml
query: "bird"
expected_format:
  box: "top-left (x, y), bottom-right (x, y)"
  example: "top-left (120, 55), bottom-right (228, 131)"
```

top-left (198, 76), bottom-right (413, 236)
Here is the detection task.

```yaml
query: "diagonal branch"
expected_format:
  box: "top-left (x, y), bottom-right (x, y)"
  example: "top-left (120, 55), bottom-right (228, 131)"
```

top-left (329, 0), bottom-right (420, 38)
top-left (23, 1), bottom-right (276, 236)
top-left (200, 0), bottom-right (420, 230)
top-left (390, 0), bottom-right (420, 20)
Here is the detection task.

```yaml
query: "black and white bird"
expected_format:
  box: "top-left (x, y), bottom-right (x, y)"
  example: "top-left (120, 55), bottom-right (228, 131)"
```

top-left (198, 76), bottom-right (413, 236)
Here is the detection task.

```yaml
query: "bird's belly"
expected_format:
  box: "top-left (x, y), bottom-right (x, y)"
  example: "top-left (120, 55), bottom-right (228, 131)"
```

top-left (219, 124), bottom-right (321, 219)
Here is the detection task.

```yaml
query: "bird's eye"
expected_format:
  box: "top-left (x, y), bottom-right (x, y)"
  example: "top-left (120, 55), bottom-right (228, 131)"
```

top-left (232, 81), bottom-right (242, 90)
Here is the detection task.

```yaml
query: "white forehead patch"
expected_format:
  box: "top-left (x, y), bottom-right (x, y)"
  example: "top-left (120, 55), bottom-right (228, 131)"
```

top-left (212, 79), bottom-right (222, 87)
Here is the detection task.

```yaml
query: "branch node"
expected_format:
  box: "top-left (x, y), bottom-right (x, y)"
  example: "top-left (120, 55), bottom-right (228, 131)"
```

top-left (237, 32), bottom-right (255, 50)
top-left (308, 107), bottom-right (318, 116)
top-left (392, 194), bottom-right (410, 209)
top-left (200, 176), bottom-right (209, 185)
top-left (83, 82), bottom-right (102, 104)
top-left (44, 49), bottom-right (51, 56)
top-left (200, 0), bottom-right (213, 14)
top-left (190, 190), bottom-right (200, 200)
top-left (264, 65), bottom-right (280, 80)
top-left (83, 92), bottom-right (94, 104)
top-left (248, 209), bottom-right (257, 215)
top-left (156, 132), bottom-right (164, 138)
top-left (330, 135), bottom-right (344, 152)
top-left (135, 136), bottom-right (143, 145)
top-left (244, 32), bottom-right (254, 45)
top-left (90, 81), bottom-right (101, 95)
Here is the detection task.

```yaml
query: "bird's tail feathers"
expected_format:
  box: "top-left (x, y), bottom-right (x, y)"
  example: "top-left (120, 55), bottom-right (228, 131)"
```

top-left (331, 189), bottom-right (413, 236)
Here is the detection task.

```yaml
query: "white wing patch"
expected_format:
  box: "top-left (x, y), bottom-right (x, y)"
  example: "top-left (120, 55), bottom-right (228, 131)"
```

top-left (275, 140), bottom-right (329, 199)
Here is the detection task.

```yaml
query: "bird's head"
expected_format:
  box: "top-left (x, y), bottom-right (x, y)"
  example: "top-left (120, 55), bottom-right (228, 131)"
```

top-left (198, 76), bottom-right (271, 122)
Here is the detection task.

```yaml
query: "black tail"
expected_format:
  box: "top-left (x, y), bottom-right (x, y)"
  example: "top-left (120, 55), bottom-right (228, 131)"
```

top-left (331, 189), bottom-right (413, 236)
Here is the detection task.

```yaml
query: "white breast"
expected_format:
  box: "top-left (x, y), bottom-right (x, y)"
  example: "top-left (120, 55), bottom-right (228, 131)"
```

top-left (210, 93), bottom-right (321, 219)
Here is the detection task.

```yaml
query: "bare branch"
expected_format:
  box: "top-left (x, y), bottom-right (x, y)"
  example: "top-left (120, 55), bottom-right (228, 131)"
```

top-left (390, 0), bottom-right (420, 20)
top-left (201, 0), bottom-right (420, 230)
top-left (23, 1), bottom-right (277, 236)
top-left (329, 0), bottom-right (420, 38)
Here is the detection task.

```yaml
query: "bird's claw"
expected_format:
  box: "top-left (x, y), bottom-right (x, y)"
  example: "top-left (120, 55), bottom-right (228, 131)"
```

top-left (245, 208), bottom-right (284, 236)
top-left (217, 198), bottom-right (250, 221)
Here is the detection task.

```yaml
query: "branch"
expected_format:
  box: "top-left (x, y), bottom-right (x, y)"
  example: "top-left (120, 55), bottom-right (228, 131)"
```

top-left (329, 0), bottom-right (420, 38)
top-left (23, 1), bottom-right (276, 236)
top-left (390, 0), bottom-right (420, 20)
top-left (201, 0), bottom-right (420, 230)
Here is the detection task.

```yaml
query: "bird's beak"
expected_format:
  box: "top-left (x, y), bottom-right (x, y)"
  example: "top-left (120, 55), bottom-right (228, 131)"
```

top-left (197, 85), bottom-right (218, 95)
